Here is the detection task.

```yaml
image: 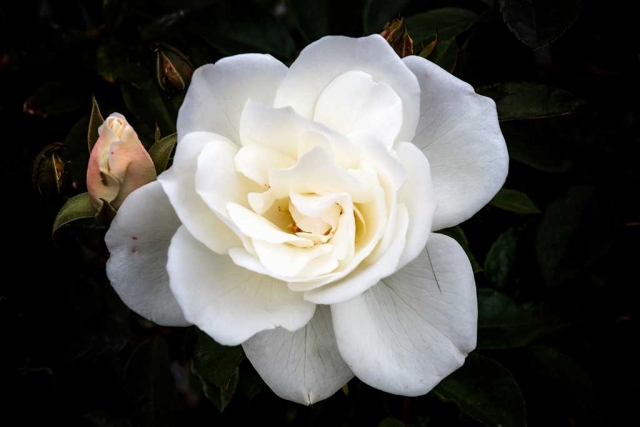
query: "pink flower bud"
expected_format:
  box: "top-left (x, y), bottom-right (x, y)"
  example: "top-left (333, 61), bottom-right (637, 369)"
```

top-left (87, 113), bottom-right (156, 210)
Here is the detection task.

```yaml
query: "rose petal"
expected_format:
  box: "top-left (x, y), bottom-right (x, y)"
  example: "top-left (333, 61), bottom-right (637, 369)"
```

top-left (105, 181), bottom-right (189, 326)
top-left (403, 56), bottom-right (508, 230)
top-left (234, 144), bottom-right (296, 187)
top-left (331, 233), bottom-right (477, 396)
top-left (314, 71), bottom-right (403, 149)
top-left (243, 305), bottom-right (353, 405)
top-left (396, 141), bottom-right (437, 269)
top-left (274, 35), bottom-right (420, 142)
top-left (177, 54), bottom-right (287, 143)
top-left (158, 132), bottom-right (241, 254)
top-left (167, 226), bottom-right (316, 345)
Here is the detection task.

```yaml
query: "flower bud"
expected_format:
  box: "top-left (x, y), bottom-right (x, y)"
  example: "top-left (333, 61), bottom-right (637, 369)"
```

top-left (155, 43), bottom-right (193, 92)
top-left (32, 142), bottom-right (70, 197)
top-left (380, 17), bottom-right (414, 58)
top-left (87, 113), bottom-right (157, 211)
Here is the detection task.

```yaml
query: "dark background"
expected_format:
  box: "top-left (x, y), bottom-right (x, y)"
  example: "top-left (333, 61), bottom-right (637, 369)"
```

top-left (1, 0), bottom-right (639, 426)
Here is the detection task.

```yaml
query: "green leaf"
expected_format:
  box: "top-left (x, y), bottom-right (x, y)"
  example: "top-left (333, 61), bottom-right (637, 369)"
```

top-left (379, 417), bottom-right (405, 427)
top-left (193, 366), bottom-right (239, 412)
top-left (490, 188), bottom-right (540, 214)
top-left (405, 8), bottom-right (478, 46)
top-left (363, 0), bottom-right (412, 34)
top-left (187, 3), bottom-right (295, 59)
top-left (484, 228), bottom-right (518, 288)
top-left (437, 226), bottom-right (482, 273)
top-left (434, 353), bottom-right (526, 427)
top-left (88, 97), bottom-right (104, 153)
top-left (291, 0), bottom-right (331, 43)
top-left (52, 193), bottom-right (96, 237)
top-left (65, 116), bottom-right (91, 190)
top-left (121, 80), bottom-right (179, 138)
top-left (477, 82), bottom-right (585, 121)
top-left (527, 346), bottom-right (603, 424)
top-left (477, 288), bottom-right (539, 349)
top-left (499, 0), bottom-right (582, 49)
top-left (238, 363), bottom-right (266, 402)
top-left (23, 81), bottom-right (87, 117)
top-left (428, 38), bottom-right (459, 73)
top-left (191, 329), bottom-right (245, 389)
top-left (148, 133), bottom-right (177, 173)
top-left (124, 338), bottom-right (176, 427)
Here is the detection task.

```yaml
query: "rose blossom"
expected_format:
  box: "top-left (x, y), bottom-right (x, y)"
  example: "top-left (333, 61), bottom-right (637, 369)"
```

top-left (105, 35), bottom-right (508, 404)
top-left (86, 113), bottom-right (156, 211)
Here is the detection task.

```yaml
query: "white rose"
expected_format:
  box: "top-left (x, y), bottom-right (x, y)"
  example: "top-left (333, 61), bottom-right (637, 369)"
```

top-left (105, 35), bottom-right (508, 404)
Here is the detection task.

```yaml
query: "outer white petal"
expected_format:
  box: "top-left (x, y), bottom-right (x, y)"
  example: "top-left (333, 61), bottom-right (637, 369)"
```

top-left (167, 226), bottom-right (316, 346)
top-left (396, 141), bottom-right (437, 269)
top-left (403, 56), bottom-right (508, 230)
top-left (158, 132), bottom-right (241, 254)
top-left (274, 35), bottom-right (420, 142)
top-left (314, 71), bottom-right (403, 148)
top-left (177, 54), bottom-right (287, 143)
top-left (331, 233), bottom-right (477, 396)
top-left (105, 181), bottom-right (189, 327)
top-left (243, 306), bottom-right (353, 405)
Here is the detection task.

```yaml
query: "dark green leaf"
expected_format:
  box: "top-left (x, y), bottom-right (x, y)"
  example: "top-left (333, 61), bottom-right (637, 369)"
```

top-left (500, 118), bottom-right (576, 173)
top-left (187, 3), bottom-right (295, 59)
top-left (438, 226), bottom-right (482, 273)
top-left (484, 228), bottom-right (519, 288)
top-left (536, 185), bottom-right (594, 285)
top-left (194, 366), bottom-right (239, 412)
top-left (490, 188), bottom-right (540, 214)
top-left (123, 338), bottom-right (176, 427)
top-left (52, 193), bottom-right (96, 237)
top-left (363, 0), bottom-right (412, 34)
top-left (477, 288), bottom-right (539, 349)
top-left (291, 0), bottom-right (331, 43)
top-left (477, 82), bottom-right (585, 121)
top-left (406, 8), bottom-right (478, 46)
top-left (428, 38), bottom-right (459, 73)
top-left (379, 417), bottom-right (405, 427)
top-left (121, 80), bottom-right (178, 137)
top-left (148, 133), bottom-right (177, 173)
top-left (499, 0), bottom-right (582, 49)
top-left (95, 43), bottom-right (117, 84)
top-left (434, 353), bottom-right (526, 427)
top-left (88, 97), bottom-right (104, 153)
top-left (23, 81), bottom-right (87, 117)
top-left (238, 363), bottom-right (266, 402)
top-left (528, 347), bottom-right (603, 424)
top-left (191, 329), bottom-right (245, 389)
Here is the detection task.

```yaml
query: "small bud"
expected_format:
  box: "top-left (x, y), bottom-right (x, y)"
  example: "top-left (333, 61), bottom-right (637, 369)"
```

top-left (32, 143), bottom-right (71, 197)
top-left (380, 17), bottom-right (414, 58)
top-left (155, 43), bottom-right (193, 92)
top-left (87, 113), bottom-right (157, 211)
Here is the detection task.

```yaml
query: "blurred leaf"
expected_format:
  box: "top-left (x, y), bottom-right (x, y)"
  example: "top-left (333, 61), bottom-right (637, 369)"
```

top-left (32, 143), bottom-right (70, 197)
top-left (194, 366), bottom-right (239, 412)
top-left (95, 44), bottom-right (117, 84)
top-left (499, 0), bottom-right (582, 49)
top-left (477, 288), bottom-right (539, 349)
top-left (500, 119), bottom-right (575, 173)
top-left (363, 0), bottom-right (411, 34)
top-left (238, 363), bottom-right (266, 402)
top-left (528, 346), bottom-right (604, 424)
top-left (434, 353), bottom-right (526, 427)
top-left (187, 2), bottom-right (295, 59)
top-left (23, 81), bottom-right (87, 117)
top-left (291, 0), bottom-right (331, 42)
top-left (477, 82), bottom-right (586, 121)
top-left (65, 116), bottom-right (91, 190)
top-left (406, 8), bottom-right (478, 46)
top-left (427, 38), bottom-right (459, 73)
top-left (191, 329), bottom-right (245, 389)
top-left (490, 188), bottom-right (540, 214)
top-left (484, 228), bottom-right (518, 288)
top-left (121, 80), bottom-right (178, 137)
top-left (124, 338), bottom-right (176, 427)
top-left (438, 226), bottom-right (482, 273)
top-left (88, 97), bottom-right (104, 153)
top-left (148, 133), bottom-right (177, 173)
top-left (52, 193), bottom-right (96, 237)
top-left (379, 417), bottom-right (404, 427)
top-left (536, 186), bottom-right (614, 286)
